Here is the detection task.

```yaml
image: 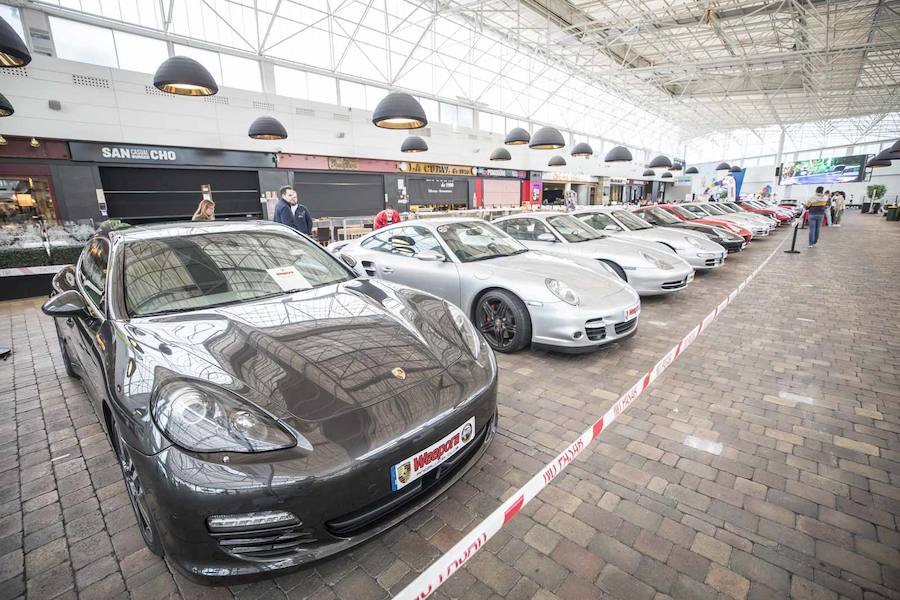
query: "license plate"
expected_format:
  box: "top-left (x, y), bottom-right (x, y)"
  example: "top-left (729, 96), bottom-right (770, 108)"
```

top-left (391, 417), bottom-right (476, 491)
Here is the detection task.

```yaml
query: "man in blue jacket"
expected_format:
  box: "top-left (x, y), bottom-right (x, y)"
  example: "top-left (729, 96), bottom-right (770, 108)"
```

top-left (274, 185), bottom-right (314, 235)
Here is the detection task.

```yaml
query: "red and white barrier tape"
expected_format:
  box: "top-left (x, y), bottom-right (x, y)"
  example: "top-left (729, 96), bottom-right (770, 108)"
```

top-left (396, 234), bottom-right (788, 600)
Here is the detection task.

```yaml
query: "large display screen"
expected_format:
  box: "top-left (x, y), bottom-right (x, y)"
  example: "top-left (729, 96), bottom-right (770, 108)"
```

top-left (779, 154), bottom-right (867, 185)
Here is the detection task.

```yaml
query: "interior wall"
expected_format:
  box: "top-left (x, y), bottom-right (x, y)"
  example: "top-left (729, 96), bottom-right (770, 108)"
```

top-left (0, 55), bottom-right (666, 183)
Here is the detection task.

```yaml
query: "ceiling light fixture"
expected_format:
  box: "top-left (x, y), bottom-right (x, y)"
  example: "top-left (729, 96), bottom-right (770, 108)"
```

top-left (548, 155), bottom-right (566, 166)
top-left (648, 155), bottom-right (672, 169)
top-left (0, 93), bottom-right (12, 117)
top-left (153, 56), bottom-right (218, 96)
top-left (571, 142), bottom-right (593, 157)
top-left (529, 126), bottom-right (565, 150)
top-left (604, 146), bottom-right (632, 162)
top-left (400, 135), bottom-right (428, 153)
top-left (248, 116), bottom-right (288, 140)
top-left (29, 137), bottom-right (39, 148)
top-left (0, 17), bottom-right (31, 67)
top-left (715, 162), bottom-right (731, 171)
top-left (642, 169), bottom-right (655, 177)
top-left (661, 171), bottom-right (673, 179)
top-left (504, 127), bottom-right (530, 145)
top-left (490, 147), bottom-right (511, 161)
top-left (372, 92), bottom-right (427, 129)
top-left (729, 165), bottom-right (742, 172)
top-left (685, 166), bottom-right (699, 174)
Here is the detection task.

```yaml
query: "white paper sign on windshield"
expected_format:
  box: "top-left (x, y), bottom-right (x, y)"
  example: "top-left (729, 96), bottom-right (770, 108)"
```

top-left (266, 266), bottom-right (311, 292)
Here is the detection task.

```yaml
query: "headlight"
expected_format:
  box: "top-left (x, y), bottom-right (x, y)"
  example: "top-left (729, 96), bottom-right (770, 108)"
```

top-left (448, 303), bottom-right (482, 359)
top-left (639, 251), bottom-right (670, 270)
top-left (546, 278), bottom-right (579, 306)
top-left (685, 236), bottom-right (704, 249)
top-left (153, 381), bottom-right (296, 453)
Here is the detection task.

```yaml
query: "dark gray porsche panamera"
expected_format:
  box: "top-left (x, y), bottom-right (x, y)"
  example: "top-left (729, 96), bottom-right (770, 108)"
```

top-left (42, 221), bottom-right (497, 582)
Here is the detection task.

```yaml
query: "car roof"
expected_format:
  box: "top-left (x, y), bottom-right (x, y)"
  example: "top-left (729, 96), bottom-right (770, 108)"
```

top-left (494, 211), bottom-right (567, 221)
top-left (106, 220), bottom-right (290, 243)
top-left (570, 206), bottom-right (620, 213)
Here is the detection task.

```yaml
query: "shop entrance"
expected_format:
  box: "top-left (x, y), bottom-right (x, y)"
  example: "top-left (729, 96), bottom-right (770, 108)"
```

top-left (542, 182), bottom-right (565, 206)
top-left (0, 174), bottom-right (57, 226)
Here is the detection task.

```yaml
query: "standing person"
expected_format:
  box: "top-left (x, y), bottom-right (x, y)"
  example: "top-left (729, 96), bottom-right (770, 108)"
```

top-left (805, 186), bottom-right (827, 247)
top-left (833, 191), bottom-right (845, 227)
top-left (374, 205), bottom-right (401, 230)
top-left (191, 199), bottom-right (215, 221)
top-left (823, 191), bottom-right (833, 226)
top-left (274, 185), bottom-right (314, 235)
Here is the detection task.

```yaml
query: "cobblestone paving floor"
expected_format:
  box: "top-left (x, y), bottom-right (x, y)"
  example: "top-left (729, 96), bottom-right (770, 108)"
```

top-left (0, 211), bottom-right (898, 600)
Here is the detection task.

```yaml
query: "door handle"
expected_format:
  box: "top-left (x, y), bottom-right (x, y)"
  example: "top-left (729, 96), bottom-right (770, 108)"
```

top-left (381, 266), bottom-right (394, 274)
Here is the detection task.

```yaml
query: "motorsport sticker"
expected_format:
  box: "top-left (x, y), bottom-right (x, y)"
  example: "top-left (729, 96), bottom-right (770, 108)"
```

top-left (391, 417), bottom-right (475, 491)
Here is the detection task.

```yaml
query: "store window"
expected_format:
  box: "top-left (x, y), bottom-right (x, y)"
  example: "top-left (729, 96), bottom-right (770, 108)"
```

top-left (0, 177), bottom-right (56, 225)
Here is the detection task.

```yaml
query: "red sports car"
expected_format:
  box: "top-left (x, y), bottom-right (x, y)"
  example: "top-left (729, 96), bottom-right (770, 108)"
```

top-left (735, 199), bottom-right (791, 223)
top-left (634, 204), bottom-right (753, 243)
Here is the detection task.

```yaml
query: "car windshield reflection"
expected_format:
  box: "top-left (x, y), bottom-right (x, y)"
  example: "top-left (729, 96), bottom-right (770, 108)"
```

top-left (436, 222), bottom-right (527, 263)
top-left (546, 215), bottom-right (603, 242)
top-left (124, 231), bottom-right (352, 317)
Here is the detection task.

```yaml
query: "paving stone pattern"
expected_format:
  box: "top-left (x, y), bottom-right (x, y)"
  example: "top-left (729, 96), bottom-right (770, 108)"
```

top-left (0, 211), bottom-right (898, 599)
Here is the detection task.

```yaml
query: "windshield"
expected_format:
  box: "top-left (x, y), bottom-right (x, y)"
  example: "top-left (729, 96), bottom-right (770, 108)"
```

top-left (437, 222), bottom-right (526, 262)
top-left (673, 205), bottom-right (703, 220)
top-left (713, 203), bottom-right (735, 213)
top-left (612, 210), bottom-right (653, 230)
top-left (123, 230), bottom-right (352, 317)
top-left (723, 202), bottom-right (741, 211)
top-left (547, 215), bottom-right (603, 242)
top-left (643, 207), bottom-right (681, 225)
top-left (701, 204), bottom-right (727, 215)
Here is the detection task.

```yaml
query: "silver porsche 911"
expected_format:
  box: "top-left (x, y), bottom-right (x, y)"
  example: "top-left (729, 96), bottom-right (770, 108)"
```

top-left (570, 207), bottom-right (727, 270)
top-left (335, 218), bottom-right (641, 354)
top-left (492, 212), bottom-right (694, 295)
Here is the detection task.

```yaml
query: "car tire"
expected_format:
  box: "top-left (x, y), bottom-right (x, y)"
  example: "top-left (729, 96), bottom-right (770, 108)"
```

top-left (110, 417), bottom-right (165, 557)
top-left (474, 289), bottom-right (532, 353)
top-left (600, 260), bottom-right (627, 282)
top-left (54, 320), bottom-right (79, 379)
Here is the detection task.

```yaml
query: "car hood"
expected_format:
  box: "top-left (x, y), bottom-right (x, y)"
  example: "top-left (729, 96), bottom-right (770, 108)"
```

top-left (467, 250), bottom-right (631, 300)
top-left (566, 237), bottom-right (690, 269)
top-left (123, 279), bottom-right (492, 429)
top-left (615, 227), bottom-right (714, 249)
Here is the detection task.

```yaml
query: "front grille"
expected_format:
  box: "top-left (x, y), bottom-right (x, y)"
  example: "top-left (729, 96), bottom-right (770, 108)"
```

top-left (704, 258), bottom-right (718, 267)
top-left (661, 277), bottom-right (689, 290)
top-left (326, 416), bottom-right (492, 538)
top-left (209, 522), bottom-right (316, 560)
top-left (614, 318), bottom-right (637, 335)
top-left (585, 319), bottom-right (606, 341)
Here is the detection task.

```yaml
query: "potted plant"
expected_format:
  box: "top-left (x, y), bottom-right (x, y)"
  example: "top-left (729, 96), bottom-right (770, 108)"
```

top-left (866, 184), bottom-right (886, 214)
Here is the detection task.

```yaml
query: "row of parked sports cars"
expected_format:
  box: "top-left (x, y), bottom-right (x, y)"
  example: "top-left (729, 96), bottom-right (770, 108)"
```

top-left (332, 200), bottom-right (794, 354)
top-left (38, 198), bottom-right (791, 583)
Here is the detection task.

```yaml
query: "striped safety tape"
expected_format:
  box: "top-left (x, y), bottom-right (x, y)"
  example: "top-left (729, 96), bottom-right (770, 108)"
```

top-left (396, 233), bottom-right (789, 600)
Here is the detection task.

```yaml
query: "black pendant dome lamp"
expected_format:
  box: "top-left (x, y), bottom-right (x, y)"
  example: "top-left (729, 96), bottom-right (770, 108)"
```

top-left (661, 171), bottom-right (673, 179)
top-left (154, 56), bottom-right (218, 96)
top-left (715, 162), bottom-right (731, 171)
top-left (248, 116), bottom-right (288, 140)
top-left (571, 142), bottom-right (593, 157)
top-left (372, 92), bottom-right (427, 129)
top-left (548, 155), bottom-right (566, 166)
top-left (642, 169), bottom-right (655, 177)
top-left (604, 146), bottom-right (632, 162)
top-left (0, 92), bottom-right (13, 117)
top-left (685, 166), bottom-right (699, 174)
top-left (529, 126), bottom-right (565, 150)
top-left (504, 127), bottom-right (530, 145)
top-left (648, 155), bottom-right (672, 169)
top-left (490, 147), bottom-right (511, 161)
top-left (401, 135), bottom-right (428, 153)
top-left (0, 17), bottom-right (31, 67)
top-left (729, 165), bottom-right (742, 173)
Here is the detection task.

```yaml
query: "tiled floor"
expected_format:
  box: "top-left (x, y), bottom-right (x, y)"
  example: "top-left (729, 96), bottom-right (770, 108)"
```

top-left (1, 211), bottom-right (898, 600)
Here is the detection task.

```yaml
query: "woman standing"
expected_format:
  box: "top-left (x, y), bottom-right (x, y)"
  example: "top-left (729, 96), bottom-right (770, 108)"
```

top-left (192, 199), bottom-right (215, 221)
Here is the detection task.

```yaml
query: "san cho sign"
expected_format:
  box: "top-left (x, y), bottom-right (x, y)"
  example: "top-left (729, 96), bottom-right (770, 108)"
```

top-left (68, 142), bottom-right (274, 168)
top-left (100, 146), bottom-right (177, 161)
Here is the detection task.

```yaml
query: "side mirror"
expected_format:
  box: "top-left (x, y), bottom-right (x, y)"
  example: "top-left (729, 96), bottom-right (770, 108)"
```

top-left (536, 233), bottom-right (556, 242)
top-left (416, 252), bottom-right (445, 262)
top-left (340, 253), bottom-right (357, 268)
top-left (51, 265), bottom-right (77, 291)
top-left (42, 289), bottom-right (89, 318)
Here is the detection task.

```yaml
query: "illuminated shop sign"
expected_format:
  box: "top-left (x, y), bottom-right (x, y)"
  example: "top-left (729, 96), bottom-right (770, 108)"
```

top-left (69, 142), bottom-right (273, 167)
top-left (398, 161), bottom-right (477, 176)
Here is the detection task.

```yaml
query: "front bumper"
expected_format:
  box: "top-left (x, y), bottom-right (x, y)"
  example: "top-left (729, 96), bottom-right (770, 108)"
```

top-left (716, 239), bottom-right (745, 253)
top-left (628, 264), bottom-right (695, 295)
top-left (528, 292), bottom-right (640, 352)
top-left (127, 384), bottom-right (498, 583)
top-left (677, 249), bottom-right (727, 270)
